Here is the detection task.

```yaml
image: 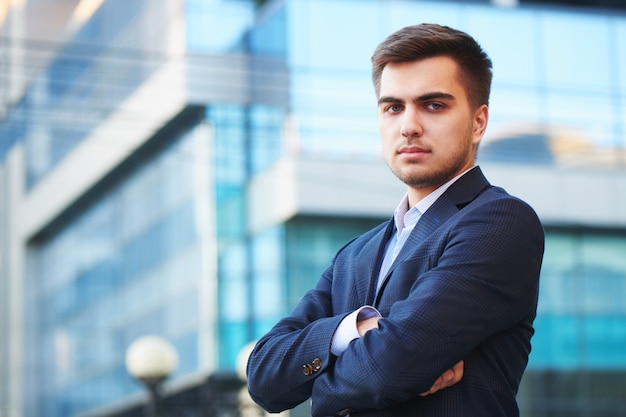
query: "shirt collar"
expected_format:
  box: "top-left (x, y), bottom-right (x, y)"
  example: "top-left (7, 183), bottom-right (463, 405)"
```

top-left (393, 166), bottom-right (476, 233)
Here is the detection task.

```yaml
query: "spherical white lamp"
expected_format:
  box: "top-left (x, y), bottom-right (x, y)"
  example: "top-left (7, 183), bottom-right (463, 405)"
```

top-left (125, 335), bottom-right (178, 417)
top-left (235, 340), bottom-right (257, 381)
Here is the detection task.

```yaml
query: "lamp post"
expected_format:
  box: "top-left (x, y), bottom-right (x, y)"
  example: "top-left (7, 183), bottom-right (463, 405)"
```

top-left (236, 341), bottom-right (268, 417)
top-left (125, 335), bottom-right (179, 417)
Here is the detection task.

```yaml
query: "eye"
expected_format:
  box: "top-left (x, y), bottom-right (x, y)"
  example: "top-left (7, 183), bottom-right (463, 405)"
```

top-left (386, 104), bottom-right (403, 113)
top-left (426, 102), bottom-right (444, 111)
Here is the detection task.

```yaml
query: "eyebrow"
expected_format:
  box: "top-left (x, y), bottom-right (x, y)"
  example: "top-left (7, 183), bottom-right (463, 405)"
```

top-left (378, 92), bottom-right (455, 106)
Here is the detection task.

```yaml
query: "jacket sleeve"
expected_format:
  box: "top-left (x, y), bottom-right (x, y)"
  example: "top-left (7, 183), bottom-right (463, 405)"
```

top-left (310, 197), bottom-right (544, 416)
top-left (246, 254), bottom-right (349, 413)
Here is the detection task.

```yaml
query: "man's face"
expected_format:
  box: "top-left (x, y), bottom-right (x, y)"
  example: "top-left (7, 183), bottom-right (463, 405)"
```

top-left (377, 55), bottom-right (488, 204)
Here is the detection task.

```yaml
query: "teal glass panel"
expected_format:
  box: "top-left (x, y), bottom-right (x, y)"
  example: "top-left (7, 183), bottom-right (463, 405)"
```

top-left (252, 226), bottom-right (285, 321)
top-left (530, 313), bottom-right (626, 368)
top-left (208, 104), bottom-right (248, 241)
top-left (583, 315), bottom-right (626, 368)
top-left (284, 216), bottom-right (385, 310)
top-left (219, 242), bottom-right (249, 323)
top-left (250, 105), bottom-right (286, 175)
top-left (530, 229), bottom-right (626, 369)
top-left (219, 321), bottom-right (249, 369)
top-left (531, 314), bottom-right (582, 369)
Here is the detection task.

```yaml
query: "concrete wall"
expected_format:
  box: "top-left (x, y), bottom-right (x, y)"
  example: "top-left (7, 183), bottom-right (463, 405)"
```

top-left (248, 156), bottom-right (626, 231)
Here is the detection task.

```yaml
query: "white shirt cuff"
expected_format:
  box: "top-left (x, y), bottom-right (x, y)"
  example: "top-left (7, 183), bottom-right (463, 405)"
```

top-left (331, 306), bottom-right (381, 356)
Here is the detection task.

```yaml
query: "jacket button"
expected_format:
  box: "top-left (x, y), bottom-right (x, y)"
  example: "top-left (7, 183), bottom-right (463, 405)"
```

top-left (302, 364), bottom-right (313, 375)
top-left (312, 358), bottom-right (322, 371)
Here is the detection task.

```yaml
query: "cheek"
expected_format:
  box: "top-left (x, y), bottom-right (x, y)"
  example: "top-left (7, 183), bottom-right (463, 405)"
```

top-left (438, 119), bottom-right (466, 142)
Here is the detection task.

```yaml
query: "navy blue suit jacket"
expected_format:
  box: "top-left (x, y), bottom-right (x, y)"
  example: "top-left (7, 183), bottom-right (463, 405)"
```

top-left (247, 167), bottom-right (545, 416)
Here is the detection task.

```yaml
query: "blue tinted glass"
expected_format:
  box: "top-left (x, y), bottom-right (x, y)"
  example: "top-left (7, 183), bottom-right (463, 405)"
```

top-left (252, 227), bottom-right (284, 319)
top-left (26, 123), bottom-right (206, 416)
top-left (467, 8), bottom-right (538, 87)
top-left (250, 5), bottom-right (287, 56)
top-left (18, 0), bottom-right (160, 188)
top-left (487, 87), bottom-right (543, 131)
top-left (185, 0), bottom-right (253, 52)
top-left (385, 1), bottom-right (463, 34)
top-left (546, 92), bottom-right (616, 147)
top-left (209, 105), bottom-right (247, 190)
top-left (540, 12), bottom-right (612, 94)
top-left (288, 0), bottom-right (381, 70)
top-left (289, 71), bottom-right (379, 158)
top-left (617, 18), bottom-right (626, 94)
top-left (219, 243), bottom-right (249, 322)
top-left (250, 105), bottom-right (286, 174)
top-left (0, 100), bottom-right (28, 160)
top-left (173, 332), bottom-right (199, 375)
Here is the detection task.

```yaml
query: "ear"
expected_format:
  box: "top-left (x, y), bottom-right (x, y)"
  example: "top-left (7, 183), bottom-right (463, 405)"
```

top-left (472, 105), bottom-right (489, 145)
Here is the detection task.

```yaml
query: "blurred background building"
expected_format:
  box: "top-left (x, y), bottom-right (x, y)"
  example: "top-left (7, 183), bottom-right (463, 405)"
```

top-left (1, 0), bottom-right (625, 416)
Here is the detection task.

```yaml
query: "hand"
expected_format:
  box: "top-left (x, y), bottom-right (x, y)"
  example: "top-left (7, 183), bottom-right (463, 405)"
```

top-left (419, 360), bottom-right (464, 396)
top-left (356, 316), bottom-right (381, 336)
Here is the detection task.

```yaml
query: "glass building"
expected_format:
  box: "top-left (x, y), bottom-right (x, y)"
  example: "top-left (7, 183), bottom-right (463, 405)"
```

top-left (1, 0), bottom-right (625, 416)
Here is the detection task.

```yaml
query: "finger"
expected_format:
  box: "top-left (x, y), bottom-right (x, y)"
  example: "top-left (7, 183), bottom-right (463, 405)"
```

top-left (448, 360), bottom-right (464, 385)
top-left (452, 360), bottom-right (464, 374)
top-left (419, 376), bottom-right (442, 396)
top-left (419, 360), bottom-right (466, 397)
top-left (439, 364), bottom-right (462, 389)
top-left (440, 368), bottom-right (455, 386)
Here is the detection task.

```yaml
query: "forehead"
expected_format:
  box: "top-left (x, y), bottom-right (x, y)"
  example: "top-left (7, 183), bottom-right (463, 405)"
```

top-left (379, 56), bottom-right (467, 99)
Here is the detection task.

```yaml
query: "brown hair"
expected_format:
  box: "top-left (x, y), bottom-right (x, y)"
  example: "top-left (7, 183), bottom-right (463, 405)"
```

top-left (371, 23), bottom-right (493, 108)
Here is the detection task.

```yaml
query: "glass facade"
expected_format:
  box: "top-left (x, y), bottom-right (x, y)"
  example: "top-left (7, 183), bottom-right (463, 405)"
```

top-left (24, 115), bottom-right (211, 417)
top-left (264, 1), bottom-right (626, 165)
top-left (208, 102), bottom-right (288, 368)
top-left (533, 230), bottom-right (626, 370)
top-left (14, 0), bottom-right (170, 189)
top-left (0, 0), bottom-right (625, 416)
top-left (518, 229), bottom-right (626, 416)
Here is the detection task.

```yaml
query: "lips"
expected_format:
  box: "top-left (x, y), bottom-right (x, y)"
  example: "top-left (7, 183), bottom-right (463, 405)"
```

top-left (398, 146), bottom-right (430, 155)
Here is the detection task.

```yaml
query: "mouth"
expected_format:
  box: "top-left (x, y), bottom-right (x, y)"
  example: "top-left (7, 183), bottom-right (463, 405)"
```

top-left (398, 146), bottom-right (431, 158)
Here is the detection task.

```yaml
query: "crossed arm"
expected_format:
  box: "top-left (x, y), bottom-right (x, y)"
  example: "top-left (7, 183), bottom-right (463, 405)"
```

top-left (357, 316), bottom-right (464, 397)
top-left (247, 198), bottom-right (544, 416)
top-left (247, 296), bottom-right (465, 414)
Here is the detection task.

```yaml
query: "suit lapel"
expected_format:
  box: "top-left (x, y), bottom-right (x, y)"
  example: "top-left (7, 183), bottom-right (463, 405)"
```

top-left (354, 218), bottom-right (394, 306)
top-left (379, 167), bottom-right (492, 289)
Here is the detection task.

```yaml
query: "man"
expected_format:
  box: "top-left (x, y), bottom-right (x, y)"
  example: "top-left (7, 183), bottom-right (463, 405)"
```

top-left (247, 23), bottom-right (544, 416)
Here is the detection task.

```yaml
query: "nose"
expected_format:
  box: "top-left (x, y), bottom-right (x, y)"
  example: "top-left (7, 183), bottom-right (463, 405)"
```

top-left (400, 109), bottom-right (423, 138)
